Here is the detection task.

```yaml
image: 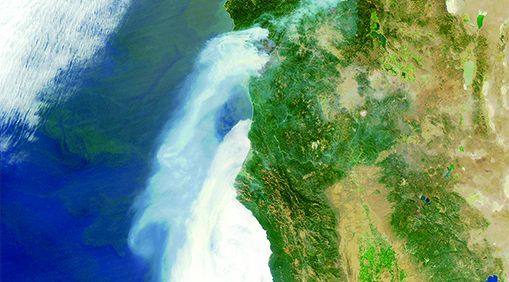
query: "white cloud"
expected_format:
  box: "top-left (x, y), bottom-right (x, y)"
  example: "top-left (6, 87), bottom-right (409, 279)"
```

top-left (170, 120), bottom-right (272, 282)
top-left (0, 0), bottom-right (129, 139)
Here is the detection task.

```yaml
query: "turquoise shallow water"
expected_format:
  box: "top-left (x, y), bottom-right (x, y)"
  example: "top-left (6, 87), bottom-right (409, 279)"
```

top-left (1, 0), bottom-right (232, 280)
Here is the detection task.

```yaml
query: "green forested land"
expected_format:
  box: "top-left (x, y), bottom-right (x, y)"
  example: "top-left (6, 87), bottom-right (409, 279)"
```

top-left (226, 0), bottom-right (503, 281)
top-left (224, 0), bottom-right (299, 29)
top-left (234, 3), bottom-right (409, 279)
top-left (379, 154), bottom-right (502, 281)
top-left (359, 221), bottom-right (405, 282)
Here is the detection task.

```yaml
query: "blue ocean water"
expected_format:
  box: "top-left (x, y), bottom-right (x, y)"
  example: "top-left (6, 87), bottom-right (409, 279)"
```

top-left (215, 86), bottom-right (253, 139)
top-left (1, 0), bottom-right (231, 281)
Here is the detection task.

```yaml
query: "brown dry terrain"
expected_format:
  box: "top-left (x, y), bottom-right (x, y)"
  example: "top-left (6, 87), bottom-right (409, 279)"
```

top-left (327, 0), bottom-right (509, 278)
top-left (328, 166), bottom-right (425, 281)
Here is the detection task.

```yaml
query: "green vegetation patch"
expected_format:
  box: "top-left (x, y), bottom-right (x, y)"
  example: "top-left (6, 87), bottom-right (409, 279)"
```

top-left (378, 154), bottom-right (503, 281)
top-left (472, 34), bottom-right (490, 134)
top-left (236, 6), bottom-right (411, 281)
top-left (224, 0), bottom-right (300, 29)
top-left (228, 0), bottom-right (503, 280)
top-left (359, 206), bottom-right (406, 282)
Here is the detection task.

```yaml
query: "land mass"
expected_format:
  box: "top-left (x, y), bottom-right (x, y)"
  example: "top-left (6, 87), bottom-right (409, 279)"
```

top-left (226, 0), bottom-right (509, 281)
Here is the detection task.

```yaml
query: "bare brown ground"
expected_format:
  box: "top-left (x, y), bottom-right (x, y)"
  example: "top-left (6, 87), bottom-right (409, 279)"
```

top-left (327, 166), bottom-right (424, 282)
